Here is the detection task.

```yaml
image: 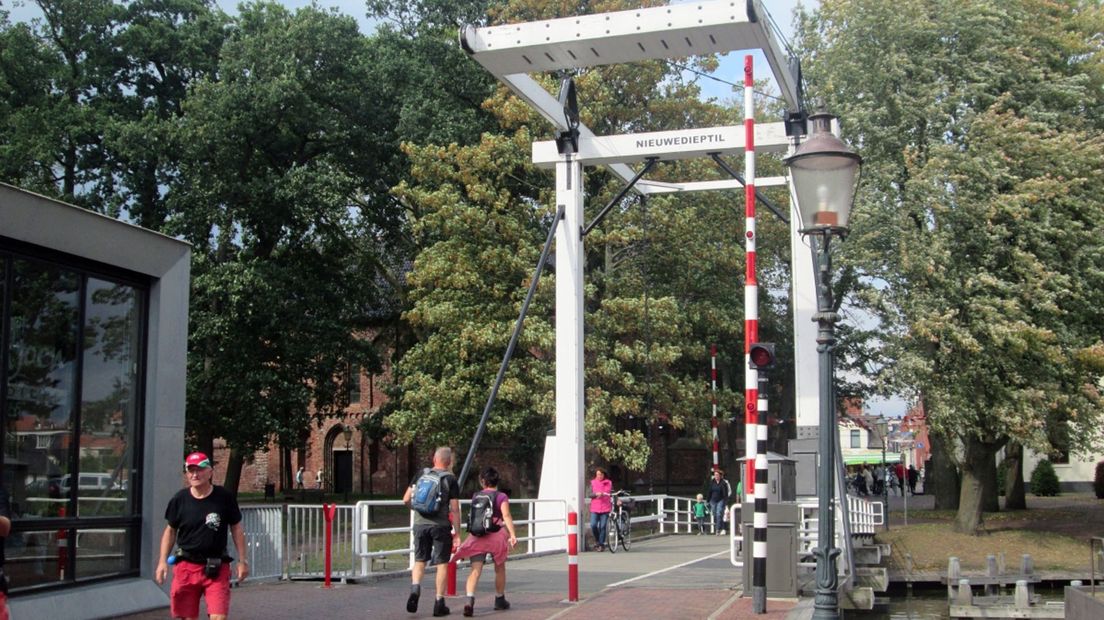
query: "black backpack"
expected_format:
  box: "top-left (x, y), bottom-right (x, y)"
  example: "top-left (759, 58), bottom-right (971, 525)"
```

top-left (467, 490), bottom-right (501, 536)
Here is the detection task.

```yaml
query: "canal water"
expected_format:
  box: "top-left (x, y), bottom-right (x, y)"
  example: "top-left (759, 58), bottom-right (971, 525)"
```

top-left (846, 584), bottom-right (1066, 619)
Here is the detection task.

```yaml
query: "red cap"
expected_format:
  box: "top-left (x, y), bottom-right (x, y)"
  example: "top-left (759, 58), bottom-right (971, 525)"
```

top-left (185, 452), bottom-right (212, 469)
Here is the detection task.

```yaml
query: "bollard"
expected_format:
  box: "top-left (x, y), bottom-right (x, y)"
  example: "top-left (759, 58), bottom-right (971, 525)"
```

top-left (447, 560), bottom-right (458, 597)
top-left (956, 579), bottom-right (973, 606)
top-left (323, 503), bottom-right (337, 588)
top-left (567, 511), bottom-right (579, 602)
top-left (985, 554), bottom-right (997, 596)
top-left (1014, 580), bottom-right (1029, 608)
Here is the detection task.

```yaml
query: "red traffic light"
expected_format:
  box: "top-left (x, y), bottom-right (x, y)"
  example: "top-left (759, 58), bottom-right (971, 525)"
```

top-left (749, 342), bottom-right (776, 370)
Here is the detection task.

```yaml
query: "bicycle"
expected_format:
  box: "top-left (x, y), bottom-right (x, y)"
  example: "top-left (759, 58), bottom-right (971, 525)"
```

top-left (606, 490), bottom-right (633, 553)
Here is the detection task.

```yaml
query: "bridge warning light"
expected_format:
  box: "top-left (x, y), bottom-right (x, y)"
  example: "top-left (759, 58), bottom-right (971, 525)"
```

top-left (748, 342), bottom-right (776, 371)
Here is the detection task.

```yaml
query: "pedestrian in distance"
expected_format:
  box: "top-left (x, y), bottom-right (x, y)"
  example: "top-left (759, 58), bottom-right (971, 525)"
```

top-left (706, 469), bottom-right (731, 535)
top-left (692, 493), bottom-right (709, 535)
top-left (403, 447), bottom-right (461, 617)
top-left (155, 452), bottom-right (249, 620)
top-left (315, 470), bottom-right (323, 490)
top-left (588, 467), bottom-right (613, 551)
top-left (907, 464), bottom-right (919, 495)
top-left (451, 467), bottom-right (518, 617)
top-left (295, 466), bottom-right (304, 490)
top-left (862, 467), bottom-right (874, 497)
top-left (0, 485), bottom-right (12, 620)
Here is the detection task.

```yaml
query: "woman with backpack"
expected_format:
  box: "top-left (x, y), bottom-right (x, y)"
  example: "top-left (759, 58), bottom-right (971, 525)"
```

top-left (451, 467), bottom-right (518, 617)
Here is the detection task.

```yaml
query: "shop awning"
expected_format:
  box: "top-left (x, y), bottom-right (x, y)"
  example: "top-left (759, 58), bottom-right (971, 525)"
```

top-left (843, 450), bottom-right (901, 466)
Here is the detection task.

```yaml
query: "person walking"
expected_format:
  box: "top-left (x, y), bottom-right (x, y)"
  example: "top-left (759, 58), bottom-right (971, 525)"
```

top-left (451, 467), bottom-right (518, 617)
top-left (315, 470), bottom-right (323, 490)
top-left (706, 469), bottom-right (731, 535)
top-left (862, 467), bottom-right (874, 497)
top-left (692, 494), bottom-right (709, 535)
top-left (588, 467), bottom-right (612, 551)
top-left (155, 452), bottom-right (249, 620)
top-left (403, 447), bottom-right (461, 617)
top-left (1, 485), bottom-right (11, 620)
top-left (295, 466), bottom-right (305, 490)
top-left (907, 464), bottom-right (919, 495)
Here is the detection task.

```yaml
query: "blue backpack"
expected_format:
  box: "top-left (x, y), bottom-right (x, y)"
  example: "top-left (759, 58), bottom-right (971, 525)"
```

top-left (410, 469), bottom-right (444, 516)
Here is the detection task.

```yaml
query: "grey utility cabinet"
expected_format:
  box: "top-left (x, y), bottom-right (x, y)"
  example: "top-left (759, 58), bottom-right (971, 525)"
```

top-left (737, 451), bottom-right (797, 503)
top-left (740, 502), bottom-right (801, 598)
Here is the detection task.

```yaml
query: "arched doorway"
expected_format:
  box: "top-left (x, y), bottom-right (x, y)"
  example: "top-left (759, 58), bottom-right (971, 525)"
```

top-left (325, 425), bottom-right (355, 495)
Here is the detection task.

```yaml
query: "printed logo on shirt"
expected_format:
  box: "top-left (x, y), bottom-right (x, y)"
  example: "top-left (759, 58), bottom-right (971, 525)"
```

top-left (205, 512), bottom-right (222, 531)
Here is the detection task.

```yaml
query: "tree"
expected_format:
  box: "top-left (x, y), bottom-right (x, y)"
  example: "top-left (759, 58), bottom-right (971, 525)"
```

top-left (796, 0), bottom-right (1104, 533)
top-left (168, 2), bottom-right (394, 493)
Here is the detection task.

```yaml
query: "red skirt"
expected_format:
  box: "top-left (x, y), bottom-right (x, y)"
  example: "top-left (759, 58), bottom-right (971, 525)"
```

top-left (452, 528), bottom-right (510, 565)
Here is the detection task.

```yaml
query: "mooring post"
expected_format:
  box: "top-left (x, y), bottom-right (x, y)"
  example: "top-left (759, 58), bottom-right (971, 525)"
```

top-left (1013, 580), bottom-right (1029, 608)
top-left (986, 554), bottom-right (998, 596)
top-left (948, 557), bottom-right (961, 601)
top-left (956, 579), bottom-right (973, 606)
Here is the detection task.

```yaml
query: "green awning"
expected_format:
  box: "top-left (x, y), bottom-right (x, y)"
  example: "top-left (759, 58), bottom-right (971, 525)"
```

top-left (843, 451), bottom-right (901, 466)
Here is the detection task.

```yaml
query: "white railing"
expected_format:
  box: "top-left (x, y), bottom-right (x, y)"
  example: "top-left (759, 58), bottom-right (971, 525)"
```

top-left (659, 495), bottom-right (721, 535)
top-left (241, 505), bottom-right (283, 580)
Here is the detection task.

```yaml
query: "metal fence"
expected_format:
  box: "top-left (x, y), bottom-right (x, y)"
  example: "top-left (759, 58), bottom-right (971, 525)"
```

top-left (238, 492), bottom-right (882, 581)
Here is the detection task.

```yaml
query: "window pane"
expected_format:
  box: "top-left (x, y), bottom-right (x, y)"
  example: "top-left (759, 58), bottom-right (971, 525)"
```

top-left (5, 259), bottom-right (80, 518)
top-left (3, 528), bottom-right (67, 589)
top-left (74, 526), bottom-right (135, 581)
top-left (77, 278), bottom-right (141, 517)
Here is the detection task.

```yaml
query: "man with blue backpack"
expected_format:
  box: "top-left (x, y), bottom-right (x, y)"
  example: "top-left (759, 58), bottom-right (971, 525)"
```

top-left (403, 447), bottom-right (461, 616)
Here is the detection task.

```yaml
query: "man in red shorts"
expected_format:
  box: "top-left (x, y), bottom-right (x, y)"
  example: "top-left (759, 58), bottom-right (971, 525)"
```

top-left (155, 452), bottom-right (248, 620)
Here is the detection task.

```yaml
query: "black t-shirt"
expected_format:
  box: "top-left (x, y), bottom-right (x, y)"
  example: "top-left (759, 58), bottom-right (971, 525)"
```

top-left (0, 487), bottom-right (10, 567)
top-left (164, 485), bottom-right (242, 560)
top-left (409, 469), bottom-right (458, 527)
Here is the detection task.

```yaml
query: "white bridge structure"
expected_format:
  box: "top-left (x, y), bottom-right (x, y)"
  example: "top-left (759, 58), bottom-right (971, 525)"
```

top-left (459, 0), bottom-right (824, 554)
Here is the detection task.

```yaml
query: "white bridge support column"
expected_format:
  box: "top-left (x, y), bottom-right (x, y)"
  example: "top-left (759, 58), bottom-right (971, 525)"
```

top-left (535, 154), bottom-right (586, 552)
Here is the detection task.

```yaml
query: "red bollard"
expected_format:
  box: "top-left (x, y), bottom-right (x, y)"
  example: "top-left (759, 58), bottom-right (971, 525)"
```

top-left (323, 503), bottom-right (337, 588)
top-left (567, 511), bottom-right (579, 602)
top-left (447, 560), bottom-right (458, 596)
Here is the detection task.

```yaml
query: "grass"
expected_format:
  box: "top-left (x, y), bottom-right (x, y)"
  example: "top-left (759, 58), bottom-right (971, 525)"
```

top-left (879, 524), bottom-right (1089, 572)
top-left (877, 494), bottom-right (1103, 573)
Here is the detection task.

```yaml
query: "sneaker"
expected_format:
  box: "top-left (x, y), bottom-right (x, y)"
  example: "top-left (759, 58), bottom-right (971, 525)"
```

top-left (494, 596), bottom-right (510, 611)
top-left (433, 598), bottom-right (450, 617)
top-left (407, 591), bottom-right (420, 613)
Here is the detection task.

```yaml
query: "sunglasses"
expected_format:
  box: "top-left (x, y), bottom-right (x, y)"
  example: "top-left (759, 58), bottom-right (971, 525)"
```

top-left (185, 466), bottom-right (210, 473)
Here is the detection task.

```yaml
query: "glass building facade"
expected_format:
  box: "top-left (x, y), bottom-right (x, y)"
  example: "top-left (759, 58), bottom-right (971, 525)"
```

top-left (2, 244), bottom-right (147, 591)
top-left (2, 184), bottom-right (190, 617)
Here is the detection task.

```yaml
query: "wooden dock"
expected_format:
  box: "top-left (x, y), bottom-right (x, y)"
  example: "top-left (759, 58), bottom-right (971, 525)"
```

top-left (945, 554), bottom-right (1066, 619)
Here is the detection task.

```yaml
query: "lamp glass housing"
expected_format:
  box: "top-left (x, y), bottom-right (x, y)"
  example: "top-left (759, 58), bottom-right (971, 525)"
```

top-left (786, 113), bottom-right (862, 233)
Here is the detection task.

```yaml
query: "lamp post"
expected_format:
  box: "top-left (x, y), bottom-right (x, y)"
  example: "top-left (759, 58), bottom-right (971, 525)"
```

top-left (876, 416), bottom-right (889, 531)
top-left (342, 425), bottom-right (353, 503)
top-left (785, 111), bottom-right (862, 620)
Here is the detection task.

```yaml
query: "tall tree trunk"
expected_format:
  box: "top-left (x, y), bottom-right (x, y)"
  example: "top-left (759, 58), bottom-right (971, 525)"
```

top-left (982, 449), bottom-right (1000, 513)
top-left (1004, 442), bottom-right (1027, 510)
top-left (930, 430), bottom-right (960, 510)
top-left (223, 447), bottom-right (244, 498)
top-left (954, 436), bottom-right (1000, 534)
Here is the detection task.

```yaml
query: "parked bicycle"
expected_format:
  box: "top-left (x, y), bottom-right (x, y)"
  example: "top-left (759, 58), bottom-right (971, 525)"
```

top-left (606, 490), bottom-right (633, 553)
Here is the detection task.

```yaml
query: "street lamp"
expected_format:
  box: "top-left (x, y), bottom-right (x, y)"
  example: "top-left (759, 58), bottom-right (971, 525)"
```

top-left (876, 416), bottom-right (889, 531)
top-left (342, 425), bottom-right (353, 503)
top-left (785, 111), bottom-right (862, 620)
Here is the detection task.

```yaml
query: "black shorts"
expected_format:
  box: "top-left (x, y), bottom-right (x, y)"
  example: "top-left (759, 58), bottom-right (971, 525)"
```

top-left (413, 523), bottom-right (452, 565)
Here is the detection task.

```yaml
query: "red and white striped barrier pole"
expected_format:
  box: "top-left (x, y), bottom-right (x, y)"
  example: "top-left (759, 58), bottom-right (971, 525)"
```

top-left (711, 344), bottom-right (719, 473)
top-left (323, 503), bottom-right (337, 588)
top-left (567, 511), bottom-right (579, 602)
top-left (743, 54), bottom-right (759, 506)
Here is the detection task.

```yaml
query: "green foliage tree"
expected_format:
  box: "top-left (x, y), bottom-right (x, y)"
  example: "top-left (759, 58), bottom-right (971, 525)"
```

top-left (796, 0), bottom-right (1104, 533)
top-left (1029, 459), bottom-right (1060, 497)
top-left (168, 2), bottom-right (395, 492)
